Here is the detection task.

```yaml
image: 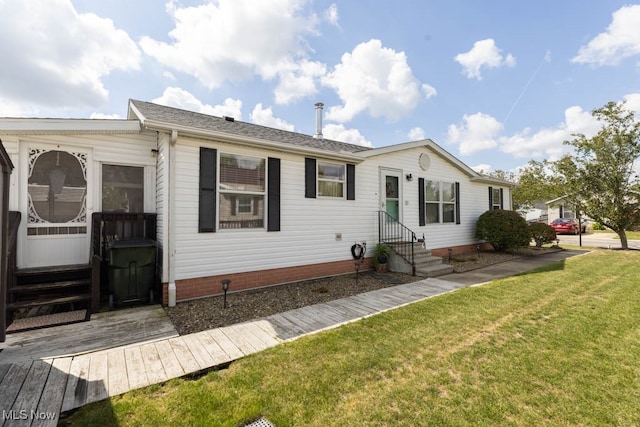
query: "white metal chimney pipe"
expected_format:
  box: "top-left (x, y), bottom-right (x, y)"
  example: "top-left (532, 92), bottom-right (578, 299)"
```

top-left (314, 102), bottom-right (324, 139)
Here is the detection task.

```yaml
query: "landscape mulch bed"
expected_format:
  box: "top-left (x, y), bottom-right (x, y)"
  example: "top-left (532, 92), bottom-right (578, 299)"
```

top-left (165, 247), bottom-right (561, 335)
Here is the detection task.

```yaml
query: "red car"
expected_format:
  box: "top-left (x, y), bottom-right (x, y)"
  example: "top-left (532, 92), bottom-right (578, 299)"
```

top-left (551, 218), bottom-right (585, 235)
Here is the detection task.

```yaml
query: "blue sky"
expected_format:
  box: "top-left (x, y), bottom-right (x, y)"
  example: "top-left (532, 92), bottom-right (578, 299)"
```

top-left (1, 1), bottom-right (640, 173)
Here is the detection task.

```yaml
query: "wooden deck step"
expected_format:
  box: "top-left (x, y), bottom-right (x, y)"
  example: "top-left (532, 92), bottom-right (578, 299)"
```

top-left (9, 279), bottom-right (90, 293)
top-left (16, 264), bottom-right (91, 276)
top-left (6, 310), bottom-right (89, 333)
top-left (7, 294), bottom-right (91, 310)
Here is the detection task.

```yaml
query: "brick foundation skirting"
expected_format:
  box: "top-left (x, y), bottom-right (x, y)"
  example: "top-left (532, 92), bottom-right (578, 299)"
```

top-left (162, 257), bottom-right (374, 304)
top-left (161, 243), bottom-right (494, 305)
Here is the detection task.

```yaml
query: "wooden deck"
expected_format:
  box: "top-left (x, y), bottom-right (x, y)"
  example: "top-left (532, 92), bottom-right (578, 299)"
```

top-left (0, 277), bottom-right (463, 426)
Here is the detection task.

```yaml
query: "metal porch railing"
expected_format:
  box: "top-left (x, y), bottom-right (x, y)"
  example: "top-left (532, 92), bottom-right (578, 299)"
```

top-left (378, 210), bottom-right (421, 275)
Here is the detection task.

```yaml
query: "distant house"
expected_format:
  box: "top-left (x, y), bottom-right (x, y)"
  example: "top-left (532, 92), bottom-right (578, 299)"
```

top-left (0, 100), bottom-right (513, 331)
top-left (546, 196), bottom-right (578, 222)
top-left (521, 202), bottom-right (549, 223)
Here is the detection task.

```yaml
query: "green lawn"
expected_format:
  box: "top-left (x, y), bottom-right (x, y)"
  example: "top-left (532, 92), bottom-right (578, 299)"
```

top-left (63, 250), bottom-right (640, 426)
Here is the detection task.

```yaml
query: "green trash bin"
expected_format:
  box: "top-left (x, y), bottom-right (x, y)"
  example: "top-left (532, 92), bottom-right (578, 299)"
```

top-left (107, 239), bottom-right (157, 307)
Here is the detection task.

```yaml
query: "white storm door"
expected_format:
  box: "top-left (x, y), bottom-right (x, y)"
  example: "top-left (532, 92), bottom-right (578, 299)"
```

top-left (380, 169), bottom-right (403, 222)
top-left (20, 145), bottom-right (92, 268)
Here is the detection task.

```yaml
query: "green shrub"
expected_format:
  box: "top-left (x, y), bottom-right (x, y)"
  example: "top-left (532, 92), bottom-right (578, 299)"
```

top-left (372, 243), bottom-right (391, 266)
top-left (592, 222), bottom-right (606, 231)
top-left (476, 210), bottom-right (530, 252)
top-left (528, 222), bottom-right (556, 248)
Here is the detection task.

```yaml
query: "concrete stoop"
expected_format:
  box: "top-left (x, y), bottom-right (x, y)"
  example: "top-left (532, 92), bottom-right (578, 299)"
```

top-left (387, 243), bottom-right (454, 278)
top-left (415, 262), bottom-right (454, 277)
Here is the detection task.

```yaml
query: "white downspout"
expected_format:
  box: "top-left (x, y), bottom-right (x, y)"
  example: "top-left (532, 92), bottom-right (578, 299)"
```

top-left (167, 129), bottom-right (178, 307)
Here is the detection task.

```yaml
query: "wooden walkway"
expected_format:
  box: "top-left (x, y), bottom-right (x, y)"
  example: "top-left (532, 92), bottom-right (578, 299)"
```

top-left (0, 277), bottom-right (463, 426)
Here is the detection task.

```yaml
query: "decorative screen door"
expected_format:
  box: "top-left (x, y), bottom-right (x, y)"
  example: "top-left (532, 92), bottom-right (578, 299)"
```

top-left (20, 145), bottom-right (92, 268)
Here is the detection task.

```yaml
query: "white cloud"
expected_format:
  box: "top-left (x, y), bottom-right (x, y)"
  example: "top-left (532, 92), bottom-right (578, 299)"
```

top-left (450, 96), bottom-right (634, 163)
top-left (325, 4), bottom-right (339, 26)
top-left (90, 112), bottom-right (123, 119)
top-left (499, 106), bottom-right (600, 159)
top-left (152, 87), bottom-right (243, 120)
top-left (0, 0), bottom-right (139, 112)
top-left (274, 60), bottom-right (326, 104)
top-left (447, 112), bottom-right (503, 155)
top-left (323, 124), bottom-right (373, 147)
top-left (454, 39), bottom-right (516, 80)
top-left (623, 93), bottom-right (640, 113)
top-left (572, 5), bottom-right (640, 66)
top-left (322, 39), bottom-right (434, 122)
top-left (422, 84), bottom-right (437, 99)
top-left (471, 164), bottom-right (493, 174)
top-left (0, 97), bottom-right (41, 117)
top-left (140, 0), bottom-right (321, 101)
top-left (408, 127), bottom-right (426, 141)
top-left (251, 104), bottom-right (295, 131)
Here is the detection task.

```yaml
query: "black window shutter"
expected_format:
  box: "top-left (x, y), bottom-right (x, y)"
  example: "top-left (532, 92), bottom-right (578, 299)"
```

top-left (488, 186), bottom-right (493, 210)
top-left (199, 147), bottom-right (217, 232)
top-left (346, 163), bottom-right (356, 200)
top-left (499, 188), bottom-right (504, 209)
top-left (267, 157), bottom-right (281, 231)
top-left (418, 178), bottom-right (425, 226)
top-left (455, 182), bottom-right (461, 224)
top-left (305, 158), bottom-right (316, 198)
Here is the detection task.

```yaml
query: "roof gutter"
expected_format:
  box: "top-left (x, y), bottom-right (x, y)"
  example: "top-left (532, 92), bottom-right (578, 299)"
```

top-left (471, 176), bottom-right (517, 187)
top-left (140, 119), bottom-right (365, 163)
top-left (0, 118), bottom-right (141, 135)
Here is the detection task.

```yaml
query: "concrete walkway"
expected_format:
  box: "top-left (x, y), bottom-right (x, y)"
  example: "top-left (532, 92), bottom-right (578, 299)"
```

top-left (0, 249), bottom-right (584, 426)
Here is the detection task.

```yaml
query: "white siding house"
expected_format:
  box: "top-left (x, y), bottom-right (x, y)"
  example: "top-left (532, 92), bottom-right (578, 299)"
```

top-left (127, 100), bottom-right (512, 304)
top-left (1, 100), bottom-right (514, 312)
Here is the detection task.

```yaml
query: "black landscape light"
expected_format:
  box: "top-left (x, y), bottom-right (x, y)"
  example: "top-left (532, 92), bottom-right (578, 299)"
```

top-left (448, 248), bottom-right (453, 263)
top-left (476, 244), bottom-right (481, 256)
top-left (221, 279), bottom-right (231, 309)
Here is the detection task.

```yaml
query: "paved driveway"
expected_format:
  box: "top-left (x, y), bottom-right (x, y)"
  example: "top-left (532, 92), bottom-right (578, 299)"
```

top-left (557, 232), bottom-right (640, 249)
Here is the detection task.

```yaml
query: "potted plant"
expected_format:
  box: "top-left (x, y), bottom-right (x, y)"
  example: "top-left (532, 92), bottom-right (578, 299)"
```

top-left (373, 243), bottom-right (391, 273)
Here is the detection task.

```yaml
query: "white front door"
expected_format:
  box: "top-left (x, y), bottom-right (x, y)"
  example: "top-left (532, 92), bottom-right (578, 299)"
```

top-left (19, 144), bottom-right (92, 268)
top-left (380, 169), bottom-right (402, 222)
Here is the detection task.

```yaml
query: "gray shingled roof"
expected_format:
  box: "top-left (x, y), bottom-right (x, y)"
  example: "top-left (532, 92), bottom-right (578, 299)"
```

top-left (129, 99), bottom-right (371, 154)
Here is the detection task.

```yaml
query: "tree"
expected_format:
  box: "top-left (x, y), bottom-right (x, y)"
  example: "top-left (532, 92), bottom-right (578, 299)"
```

top-left (552, 101), bottom-right (640, 249)
top-left (485, 163), bottom-right (561, 211)
top-left (512, 160), bottom-right (561, 211)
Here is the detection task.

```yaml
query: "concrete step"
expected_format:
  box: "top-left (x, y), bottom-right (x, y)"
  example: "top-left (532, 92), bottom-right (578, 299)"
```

top-left (413, 254), bottom-right (446, 267)
top-left (415, 263), bottom-right (454, 278)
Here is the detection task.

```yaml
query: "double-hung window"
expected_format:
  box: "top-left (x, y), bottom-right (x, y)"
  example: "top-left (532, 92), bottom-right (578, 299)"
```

top-left (490, 187), bottom-right (503, 210)
top-left (219, 153), bottom-right (265, 229)
top-left (305, 158), bottom-right (355, 200)
top-left (424, 180), bottom-right (458, 224)
top-left (317, 162), bottom-right (345, 198)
